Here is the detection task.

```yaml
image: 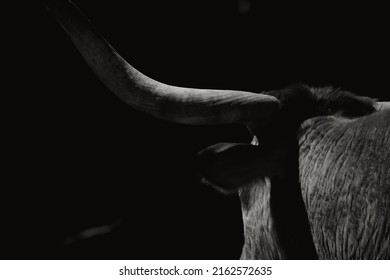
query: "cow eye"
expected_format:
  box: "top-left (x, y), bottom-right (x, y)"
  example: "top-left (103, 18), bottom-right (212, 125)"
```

top-left (326, 107), bottom-right (336, 114)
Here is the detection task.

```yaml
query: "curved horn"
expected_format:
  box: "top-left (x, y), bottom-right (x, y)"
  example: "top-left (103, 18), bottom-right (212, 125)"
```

top-left (41, 0), bottom-right (279, 125)
top-left (375, 102), bottom-right (390, 111)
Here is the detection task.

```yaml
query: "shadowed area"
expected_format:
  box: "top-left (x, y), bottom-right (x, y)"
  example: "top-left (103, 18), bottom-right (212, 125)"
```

top-left (3, 0), bottom-right (390, 259)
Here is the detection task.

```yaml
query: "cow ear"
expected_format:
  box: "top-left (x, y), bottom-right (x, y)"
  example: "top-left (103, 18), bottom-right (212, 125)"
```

top-left (196, 142), bottom-right (282, 194)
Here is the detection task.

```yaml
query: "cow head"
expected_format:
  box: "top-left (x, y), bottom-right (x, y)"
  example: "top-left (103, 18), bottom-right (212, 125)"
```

top-left (196, 84), bottom-right (382, 259)
top-left (197, 85), bottom-right (377, 192)
top-left (42, 0), bottom-right (389, 259)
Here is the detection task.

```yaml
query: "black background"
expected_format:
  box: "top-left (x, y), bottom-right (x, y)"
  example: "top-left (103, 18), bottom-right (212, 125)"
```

top-left (4, 0), bottom-right (389, 259)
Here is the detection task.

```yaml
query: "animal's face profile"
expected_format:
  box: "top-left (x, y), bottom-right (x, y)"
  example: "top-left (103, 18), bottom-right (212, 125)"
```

top-left (196, 84), bottom-right (378, 193)
top-left (195, 84), bottom-right (387, 259)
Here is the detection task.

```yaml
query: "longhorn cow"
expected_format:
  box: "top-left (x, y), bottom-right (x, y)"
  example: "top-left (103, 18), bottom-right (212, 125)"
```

top-left (41, 0), bottom-right (390, 259)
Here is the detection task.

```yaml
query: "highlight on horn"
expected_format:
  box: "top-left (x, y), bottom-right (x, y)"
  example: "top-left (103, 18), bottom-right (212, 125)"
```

top-left (41, 0), bottom-right (280, 126)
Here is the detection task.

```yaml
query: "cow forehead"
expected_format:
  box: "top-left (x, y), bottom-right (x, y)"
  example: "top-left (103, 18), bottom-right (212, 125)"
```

top-left (296, 111), bottom-right (389, 192)
top-left (298, 110), bottom-right (390, 259)
top-left (299, 108), bottom-right (390, 135)
top-left (248, 85), bottom-right (377, 139)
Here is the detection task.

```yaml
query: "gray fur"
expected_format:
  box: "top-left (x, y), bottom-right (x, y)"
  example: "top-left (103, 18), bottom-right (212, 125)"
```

top-left (236, 87), bottom-right (389, 259)
top-left (299, 110), bottom-right (390, 259)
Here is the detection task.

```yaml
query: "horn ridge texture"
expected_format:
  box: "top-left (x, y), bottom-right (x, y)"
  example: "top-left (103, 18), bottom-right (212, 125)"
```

top-left (41, 0), bottom-right (280, 125)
